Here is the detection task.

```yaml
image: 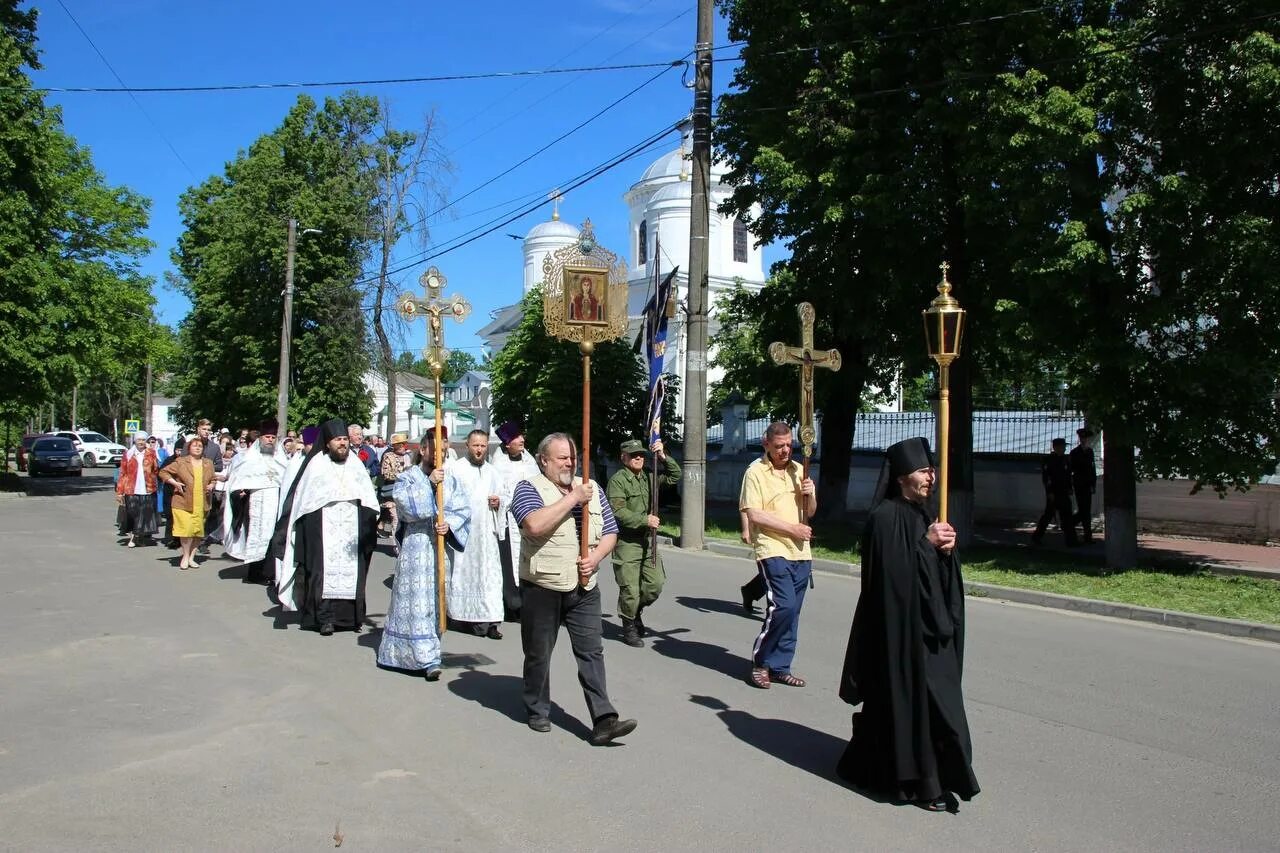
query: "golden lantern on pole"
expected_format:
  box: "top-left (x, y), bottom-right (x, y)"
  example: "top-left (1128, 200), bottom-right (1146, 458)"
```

top-left (922, 261), bottom-right (966, 523)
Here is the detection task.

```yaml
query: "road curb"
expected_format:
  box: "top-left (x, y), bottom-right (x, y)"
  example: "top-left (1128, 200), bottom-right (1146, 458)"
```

top-left (666, 536), bottom-right (1280, 645)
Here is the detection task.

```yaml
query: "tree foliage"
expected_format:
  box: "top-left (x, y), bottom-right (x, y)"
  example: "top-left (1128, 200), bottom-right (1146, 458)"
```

top-left (489, 287), bottom-right (680, 471)
top-left (171, 93), bottom-right (382, 430)
top-left (0, 1), bottom-right (155, 425)
top-left (715, 0), bottom-right (1280, 547)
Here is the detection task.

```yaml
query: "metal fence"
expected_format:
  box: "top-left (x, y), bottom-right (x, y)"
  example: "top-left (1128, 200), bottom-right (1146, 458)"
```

top-left (708, 410), bottom-right (1087, 457)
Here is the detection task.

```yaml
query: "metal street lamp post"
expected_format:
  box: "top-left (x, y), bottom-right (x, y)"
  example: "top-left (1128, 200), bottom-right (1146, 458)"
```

top-left (922, 261), bottom-right (966, 523)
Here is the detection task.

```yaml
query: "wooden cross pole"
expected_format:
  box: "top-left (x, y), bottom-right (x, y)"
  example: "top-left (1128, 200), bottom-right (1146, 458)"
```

top-left (398, 266), bottom-right (471, 635)
top-left (768, 302), bottom-right (842, 523)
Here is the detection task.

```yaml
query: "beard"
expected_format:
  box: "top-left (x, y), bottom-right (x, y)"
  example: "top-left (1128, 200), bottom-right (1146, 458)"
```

top-left (327, 445), bottom-right (350, 463)
top-left (259, 443), bottom-right (274, 455)
top-left (555, 470), bottom-right (574, 487)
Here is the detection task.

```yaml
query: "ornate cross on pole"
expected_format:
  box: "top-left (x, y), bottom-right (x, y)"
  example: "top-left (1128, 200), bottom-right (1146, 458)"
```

top-left (769, 302), bottom-right (842, 481)
top-left (548, 188), bottom-right (563, 221)
top-left (398, 265), bottom-right (471, 634)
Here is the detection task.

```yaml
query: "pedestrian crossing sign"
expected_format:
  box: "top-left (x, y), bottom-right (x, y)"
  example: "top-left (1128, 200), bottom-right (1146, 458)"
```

top-left (124, 419), bottom-right (140, 435)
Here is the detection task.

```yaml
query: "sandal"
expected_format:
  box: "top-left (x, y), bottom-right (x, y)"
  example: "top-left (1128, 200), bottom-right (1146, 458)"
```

top-left (748, 667), bottom-right (771, 689)
top-left (770, 671), bottom-right (806, 687)
top-left (914, 797), bottom-right (948, 812)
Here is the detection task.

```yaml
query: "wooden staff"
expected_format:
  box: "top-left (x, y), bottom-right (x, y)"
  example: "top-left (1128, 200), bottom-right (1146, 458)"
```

top-left (433, 374), bottom-right (446, 634)
top-left (578, 340), bottom-right (593, 586)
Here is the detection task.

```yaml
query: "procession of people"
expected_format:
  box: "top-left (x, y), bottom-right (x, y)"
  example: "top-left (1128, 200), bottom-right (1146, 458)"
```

top-left (108, 410), bottom-right (980, 806)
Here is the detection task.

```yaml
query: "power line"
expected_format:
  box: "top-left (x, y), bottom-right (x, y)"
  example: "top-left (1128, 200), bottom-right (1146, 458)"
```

top-left (447, 0), bottom-right (668, 140)
top-left (356, 122), bottom-right (681, 301)
top-left (380, 61), bottom-right (682, 256)
top-left (24, 57), bottom-right (686, 94)
top-left (452, 6), bottom-right (693, 152)
top-left (52, 0), bottom-right (196, 177)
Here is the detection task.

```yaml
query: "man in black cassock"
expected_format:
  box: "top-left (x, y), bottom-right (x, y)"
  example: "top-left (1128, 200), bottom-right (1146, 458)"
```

top-left (837, 437), bottom-right (980, 812)
top-left (272, 419), bottom-right (380, 636)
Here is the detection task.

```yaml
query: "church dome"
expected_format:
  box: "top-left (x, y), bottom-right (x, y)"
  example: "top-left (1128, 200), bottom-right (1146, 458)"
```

top-left (524, 218), bottom-right (579, 242)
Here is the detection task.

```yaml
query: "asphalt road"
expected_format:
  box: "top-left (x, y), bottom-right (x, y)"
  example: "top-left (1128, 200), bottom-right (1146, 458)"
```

top-left (1, 469), bottom-right (1278, 852)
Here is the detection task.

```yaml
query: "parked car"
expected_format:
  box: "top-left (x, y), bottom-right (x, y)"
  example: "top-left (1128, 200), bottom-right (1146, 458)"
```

top-left (28, 436), bottom-right (83, 477)
top-left (15, 434), bottom-right (41, 472)
top-left (51, 430), bottom-right (126, 467)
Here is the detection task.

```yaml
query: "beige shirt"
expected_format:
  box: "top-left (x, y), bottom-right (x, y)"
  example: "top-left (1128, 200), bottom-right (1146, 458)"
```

top-left (739, 457), bottom-right (811, 561)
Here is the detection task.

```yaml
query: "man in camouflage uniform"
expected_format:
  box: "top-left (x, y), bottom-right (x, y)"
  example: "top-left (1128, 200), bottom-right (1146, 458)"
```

top-left (606, 438), bottom-right (682, 647)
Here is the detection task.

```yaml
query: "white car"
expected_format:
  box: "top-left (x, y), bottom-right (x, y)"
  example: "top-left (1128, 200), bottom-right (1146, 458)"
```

top-left (51, 430), bottom-right (127, 467)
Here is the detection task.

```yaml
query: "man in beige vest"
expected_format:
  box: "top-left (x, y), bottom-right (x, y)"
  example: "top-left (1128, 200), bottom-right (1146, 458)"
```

top-left (509, 432), bottom-right (638, 746)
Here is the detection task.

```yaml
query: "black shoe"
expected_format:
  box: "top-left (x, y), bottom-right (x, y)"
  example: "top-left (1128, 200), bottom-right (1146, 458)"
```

top-left (319, 622), bottom-right (335, 636)
top-left (424, 667), bottom-right (442, 682)
top-left (486, 624), bottom-right (503, 640)
top-left (621, 619), bottom-right (644, 648)
top-left (634, 610), bottom-right (647, 637)
top-left (740, 585), bottom-right (756, 615)
top-left (471, 623), bottom-right (487, 637)
top-left (590, 715), bottom-right (637, 746)
top-left (528, 716), bottom-right (551, 733)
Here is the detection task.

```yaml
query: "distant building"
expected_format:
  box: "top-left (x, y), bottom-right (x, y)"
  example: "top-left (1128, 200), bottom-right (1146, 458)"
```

top-left (478, 119), bottom-right (768, 416)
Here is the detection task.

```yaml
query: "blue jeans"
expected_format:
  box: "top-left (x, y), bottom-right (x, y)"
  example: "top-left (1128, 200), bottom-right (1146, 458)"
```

top-left (751, 557), bottom-right (811, 674)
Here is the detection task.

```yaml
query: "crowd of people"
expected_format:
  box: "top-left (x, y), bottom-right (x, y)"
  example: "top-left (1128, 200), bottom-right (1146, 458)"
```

top-left (110, 413), bottom-right (980, 808)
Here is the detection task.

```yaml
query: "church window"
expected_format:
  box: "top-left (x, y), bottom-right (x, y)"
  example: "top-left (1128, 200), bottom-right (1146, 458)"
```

top-left (638, 220), bottom-right (648, 263)
top-left (732, 218), bottom-right (748, 263)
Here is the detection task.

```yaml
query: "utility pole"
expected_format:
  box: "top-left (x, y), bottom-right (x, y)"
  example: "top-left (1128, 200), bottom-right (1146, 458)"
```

top-left (277, 218), bottom-right (298, 433)
top-left (144, 362), bottom-right (153, 435)
top-left (680, 0), bottom-right (713, 551)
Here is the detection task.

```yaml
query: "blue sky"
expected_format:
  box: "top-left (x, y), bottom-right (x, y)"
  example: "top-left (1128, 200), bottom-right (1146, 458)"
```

top-left (27, 0), bottom-right (777, 363)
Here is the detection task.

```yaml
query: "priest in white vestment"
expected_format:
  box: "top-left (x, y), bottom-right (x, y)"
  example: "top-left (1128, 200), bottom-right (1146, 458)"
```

top-left (273, 419), bottom-right (380, 635)
top-left (222, 420), bottom-right (287, 583)
top-left (490, 421), bottom-right (539, 620)
top-left (445, 429), bottom-right (507, 638)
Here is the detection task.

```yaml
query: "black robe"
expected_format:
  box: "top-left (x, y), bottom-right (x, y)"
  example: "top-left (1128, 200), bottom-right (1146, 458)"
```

top-left (837, 496), bottom-right (980, 802)
top-left (291, 503), bottom-right (379, 632)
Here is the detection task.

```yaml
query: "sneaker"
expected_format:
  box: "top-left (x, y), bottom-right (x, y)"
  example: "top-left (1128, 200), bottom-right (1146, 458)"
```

top-left (424, 667), bottom-right (442, 682)
top-left (528, 716), bottom-right (551, 733)
top-left (589, 715), bottom-right (637, 746)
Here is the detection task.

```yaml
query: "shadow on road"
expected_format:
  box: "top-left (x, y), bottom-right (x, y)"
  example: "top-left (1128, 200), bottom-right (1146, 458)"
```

top-left (447, 669), bottom-right (593, 741)
top-left (689, 694), bottom-right (848, 783)
top-left (675, 595), bottom-right (760, 620)
top-left (649, 629), bottom-right (753, 682)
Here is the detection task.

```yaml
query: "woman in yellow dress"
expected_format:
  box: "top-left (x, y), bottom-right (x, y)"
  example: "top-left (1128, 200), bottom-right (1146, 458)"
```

top-left (160, 436), bottom-right (216, 570)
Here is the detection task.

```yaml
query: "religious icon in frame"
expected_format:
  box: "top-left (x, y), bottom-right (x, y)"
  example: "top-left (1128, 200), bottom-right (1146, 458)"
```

top-left (564, 266), bottom-right (609, 326)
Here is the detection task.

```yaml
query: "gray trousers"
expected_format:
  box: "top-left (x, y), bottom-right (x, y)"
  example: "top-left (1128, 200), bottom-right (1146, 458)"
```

top-left (520, 581), bottom-right (616, 724)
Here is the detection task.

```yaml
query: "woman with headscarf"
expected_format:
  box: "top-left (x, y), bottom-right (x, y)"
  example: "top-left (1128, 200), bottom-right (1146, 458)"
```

top-left (116, 431), bottom-right (159, 547)
top-left (159, 435), bottom-right (216, 570)
top-left (836, 437), bottom-right (979, 812)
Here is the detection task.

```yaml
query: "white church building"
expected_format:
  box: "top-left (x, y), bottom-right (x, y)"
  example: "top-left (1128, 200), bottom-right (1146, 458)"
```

top-left (477, 120), bottom-right (768, 412)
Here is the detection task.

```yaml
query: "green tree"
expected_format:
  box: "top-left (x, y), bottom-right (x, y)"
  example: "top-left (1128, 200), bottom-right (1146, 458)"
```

top-left (0, 2), bottom-right (155, 423)
top-left (715, 0), bottom-right (1280, 563)
top-left (366, 104), bottom-right (451, 439)
top-left (489, 287), bottom-right (679, 475)
top-left (172, 93), bottom-right (381, 430)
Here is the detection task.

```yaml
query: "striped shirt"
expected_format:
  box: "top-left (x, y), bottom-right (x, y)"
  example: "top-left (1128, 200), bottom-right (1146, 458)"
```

top-left (511, 479), bottom-right (619, 536)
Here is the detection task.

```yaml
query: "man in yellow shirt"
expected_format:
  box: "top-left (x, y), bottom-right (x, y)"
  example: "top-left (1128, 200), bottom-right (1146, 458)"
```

top-left (739, 422), bottom-right (817, 689)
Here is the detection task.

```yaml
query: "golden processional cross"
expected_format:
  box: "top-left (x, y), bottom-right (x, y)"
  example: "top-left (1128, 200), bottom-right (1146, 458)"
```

top-left (769, 302), bottom-right (842, 489)
top-left (398, 265), bottom-right (471, 634)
